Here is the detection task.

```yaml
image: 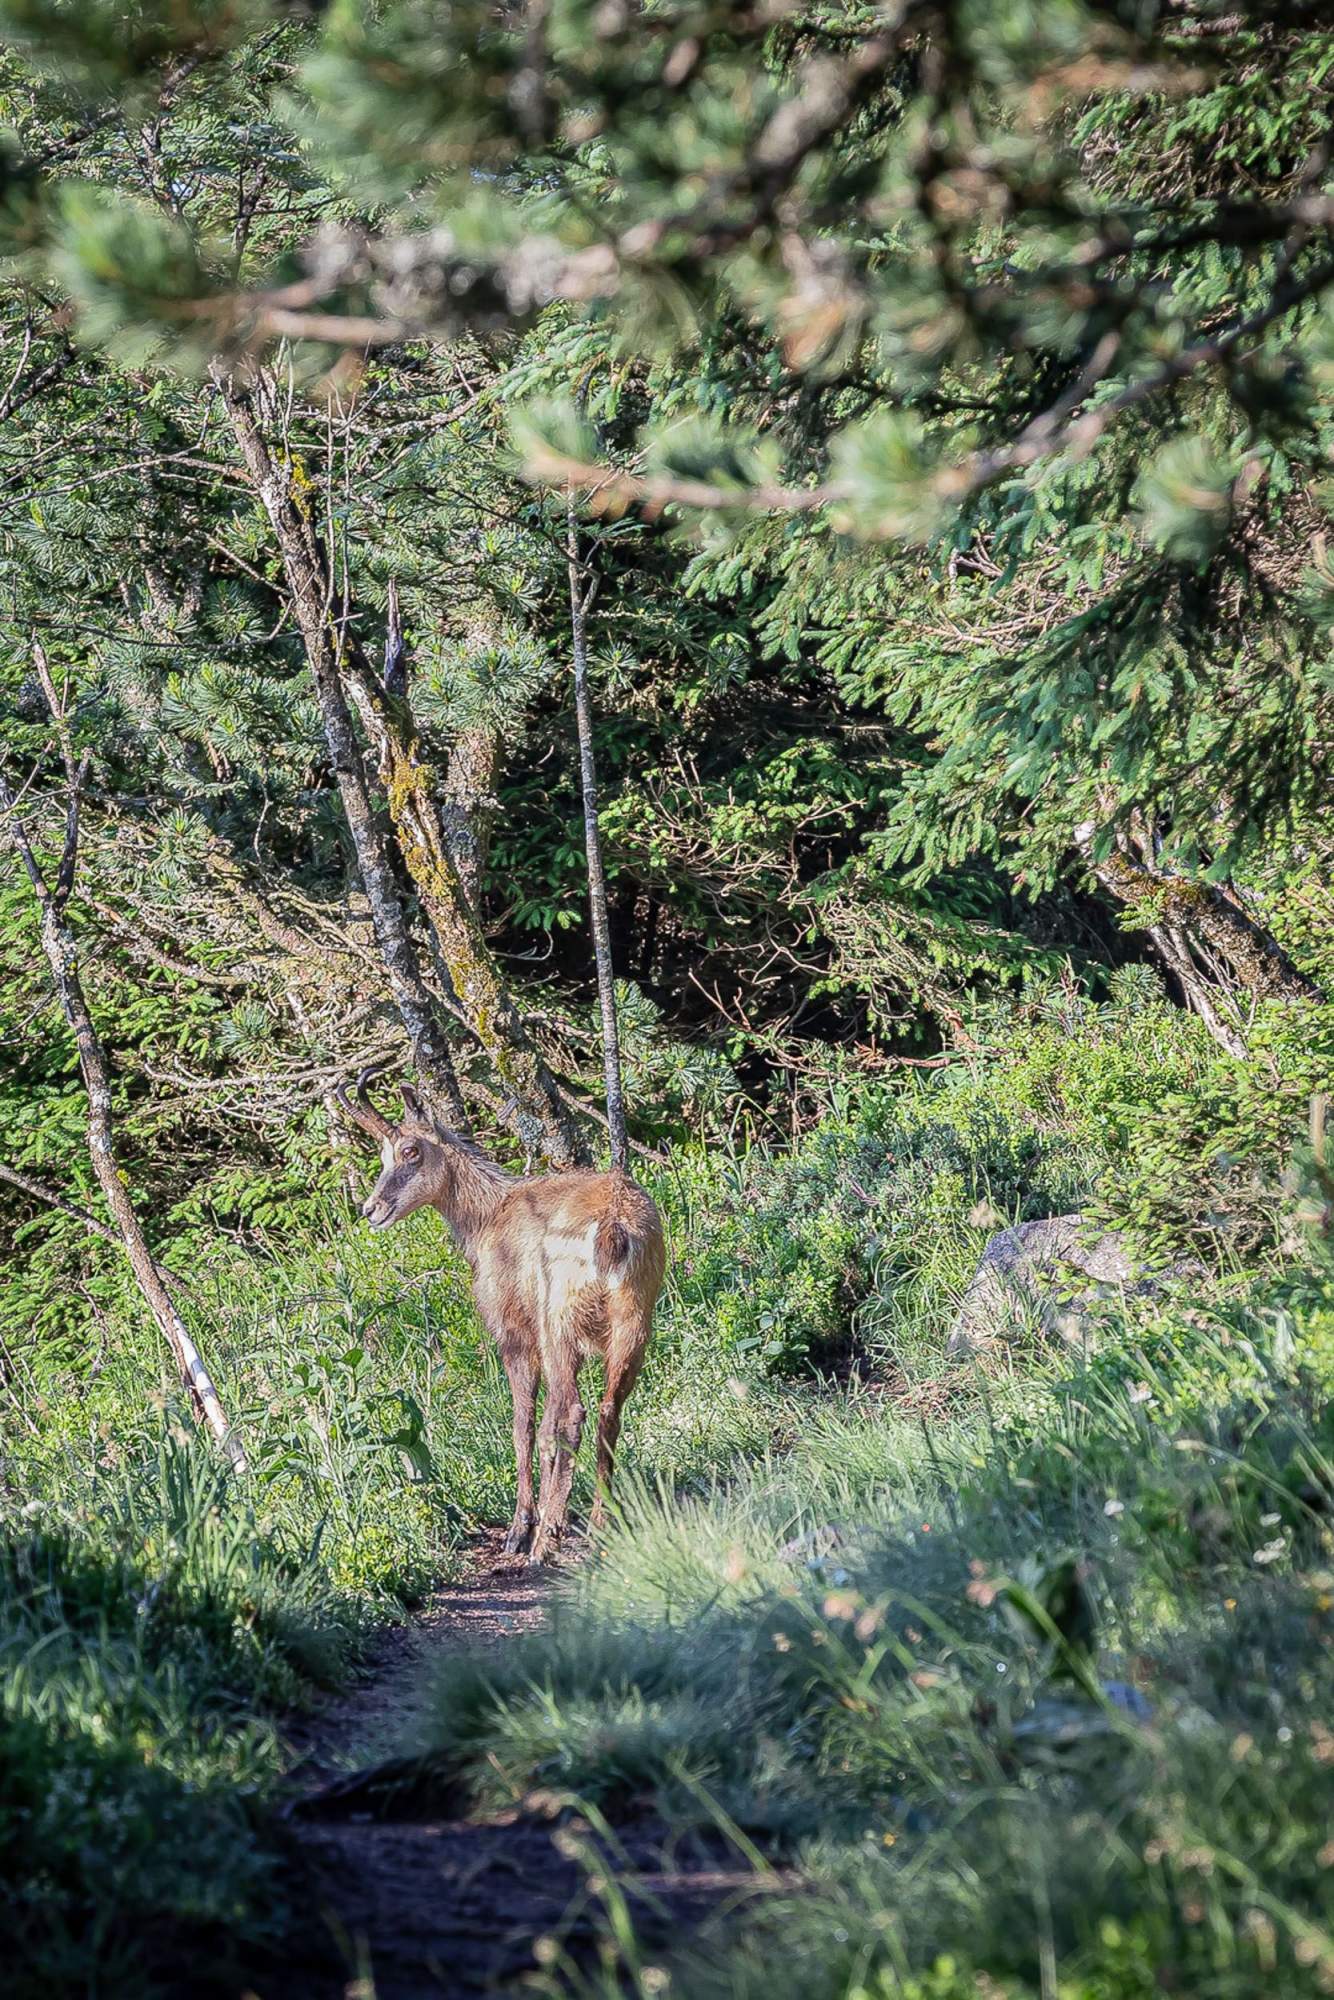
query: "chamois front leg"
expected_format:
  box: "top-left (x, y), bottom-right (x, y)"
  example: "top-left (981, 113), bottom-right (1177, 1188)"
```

top-left (501, 1344), bottom-right (539, 1557)
top-left (530, 1357), bottom-right (585, 1566)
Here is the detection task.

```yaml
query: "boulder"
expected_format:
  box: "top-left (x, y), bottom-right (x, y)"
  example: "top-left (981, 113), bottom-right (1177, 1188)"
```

top-left (946, 1213), bottom-right (1158, 1358)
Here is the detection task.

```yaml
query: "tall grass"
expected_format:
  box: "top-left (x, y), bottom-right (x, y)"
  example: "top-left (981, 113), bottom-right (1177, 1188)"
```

top-left (402, 1269), bottom-right (1334, 2000)
top-left (0, 1436), bottom-right (347, 1999)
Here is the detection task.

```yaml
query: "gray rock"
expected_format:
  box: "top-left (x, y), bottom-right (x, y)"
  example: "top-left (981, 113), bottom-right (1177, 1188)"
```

top-left (946, 1213), bottom-right (1160, 1358)
top-left (778, 1522), bottom-right (846, 1569)
top-left (1101, 1678), bottom-right (1154, 1721)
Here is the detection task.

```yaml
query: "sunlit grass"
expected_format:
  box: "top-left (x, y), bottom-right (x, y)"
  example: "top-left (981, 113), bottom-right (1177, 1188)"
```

top-left (406, 1281), bottom-right (1334, 2000)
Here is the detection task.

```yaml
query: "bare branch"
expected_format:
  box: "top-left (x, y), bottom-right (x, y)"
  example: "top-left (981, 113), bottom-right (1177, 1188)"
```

top-left (0, 1158), bottom-right (126, 1253)
top-left (0, 1158), bottom-right (195, 1295)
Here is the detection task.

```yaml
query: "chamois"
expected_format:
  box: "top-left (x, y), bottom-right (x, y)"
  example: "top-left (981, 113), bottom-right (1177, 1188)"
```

top-left (337, 1072), bottom-right (665, 1562)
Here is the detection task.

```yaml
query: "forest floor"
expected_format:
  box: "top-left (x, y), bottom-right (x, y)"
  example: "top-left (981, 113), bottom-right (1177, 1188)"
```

top-left (265, 1531), bottom-right (774, 1999)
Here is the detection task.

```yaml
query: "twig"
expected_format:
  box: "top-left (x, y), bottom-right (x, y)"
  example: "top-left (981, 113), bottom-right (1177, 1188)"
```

top-left (0, 1159), bottom-right (194, 1293)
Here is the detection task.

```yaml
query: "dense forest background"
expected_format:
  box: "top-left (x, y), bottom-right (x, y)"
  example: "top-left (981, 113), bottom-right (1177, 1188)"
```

top-left (1, 4), bottom-right (1333, 1998)
top-left (1, 0), bottom-right (1330, 1348)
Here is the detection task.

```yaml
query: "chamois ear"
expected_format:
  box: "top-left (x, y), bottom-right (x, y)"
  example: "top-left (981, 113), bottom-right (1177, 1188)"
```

top-left (399, 1082), bottom-right (425, 1123)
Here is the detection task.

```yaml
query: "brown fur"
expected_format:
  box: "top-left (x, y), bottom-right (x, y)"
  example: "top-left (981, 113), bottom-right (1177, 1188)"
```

top-left (354, 1091), bottom-right (665, 1561)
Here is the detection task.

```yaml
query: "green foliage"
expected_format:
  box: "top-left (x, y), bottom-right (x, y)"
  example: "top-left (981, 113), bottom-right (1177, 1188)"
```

top-left (829, 411), bottom-right (944, 545)
top-left (53, 185), bottom-right (217, 368)
top-left (668, 1081), bottom-right (1088, 1374)
top-left (0, 0), bottom-right (263, 88)
top-left (405, 1214), bottom-right (1334, 2000)
top-left (652, 981), bottom-right (1323, 1378)
top-left (0, 7), bottom-right (1329, 1992)
top-left (1, 0), bottom-right (1329, 1202)
top-left (1, 0), bottom-right (1329, 900)
top-left (1136, 433), bottom-right (1240, 568)
top-left (0, 1436), bottom-right (345, 1999)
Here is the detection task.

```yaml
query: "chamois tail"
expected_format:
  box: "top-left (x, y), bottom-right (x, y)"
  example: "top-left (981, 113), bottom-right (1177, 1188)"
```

top-left (593, 1175), bottom-right (663, 1285)
top-left (595, 1216), bottom-right (630, 1273)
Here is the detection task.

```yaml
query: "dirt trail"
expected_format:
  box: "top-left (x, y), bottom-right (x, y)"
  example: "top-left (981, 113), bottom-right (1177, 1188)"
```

top-left (261, 1534), bottom-right (761, 1999)
top-left (282, 1540), bottom-right (552, 1803)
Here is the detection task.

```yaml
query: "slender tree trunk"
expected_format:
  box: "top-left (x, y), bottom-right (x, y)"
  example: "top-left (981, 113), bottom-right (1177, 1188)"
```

top-left (360, 588), bottom-right (584, 1159)
top-left (215, 371), bottom-right (586, 1162)
top-left (567, 495), bottom-right (628, 1173)
top-left (0, 764), bottom-right (241, 1466)
top-left (213, 369), bottom-right (469, 1129)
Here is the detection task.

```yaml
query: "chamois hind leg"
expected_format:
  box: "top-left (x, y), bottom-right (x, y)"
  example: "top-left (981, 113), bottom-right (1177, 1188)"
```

top-left (500, 1343), bottom-right (539, 1557)
top-left (590, 1325), bottom-right (647, 1531)
top-left (529, 1352), bottom-right (585, 1566)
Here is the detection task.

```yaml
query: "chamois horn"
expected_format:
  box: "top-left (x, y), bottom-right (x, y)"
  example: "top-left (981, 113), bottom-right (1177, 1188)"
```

top-left (334, 1064), bottom-right (396, 1141)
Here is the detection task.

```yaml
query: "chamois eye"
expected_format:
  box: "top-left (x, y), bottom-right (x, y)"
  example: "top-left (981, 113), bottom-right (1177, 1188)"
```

top-left (401, 1143), bottom-right (420, 1164)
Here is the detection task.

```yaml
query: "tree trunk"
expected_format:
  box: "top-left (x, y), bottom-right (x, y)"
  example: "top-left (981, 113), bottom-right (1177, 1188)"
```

top-left (1139, 916), bottom-right (1250, 1061)
top-left (216, 370), bottom-right (584, 1165)
top-left (441, 723), bottom-right (501, 909)
top-left (213, 369), bottom-right (469, 1129)
top-left (435, 599), bottom-right (503, 908)
top-left (0, 767), bottom-right (241, 1466)
top-left (340, 648), bottom-right (588, 1167)
top-left (567, 496), bottom-right (629, 1173)
top-left (1095, 848), bottom-right (1321, 1002)
top-left (1079, 824), bottom-right (1321, 1058)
